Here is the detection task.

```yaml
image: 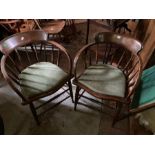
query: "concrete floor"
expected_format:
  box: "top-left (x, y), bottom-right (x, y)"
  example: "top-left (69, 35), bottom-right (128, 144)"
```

top-left (0, 75), bottom-right (127, 135)
top-left (0, 74), bottom-right (149, 135)
top-left (0, 20), bottom-right (151, 134)
top-left (0, 76), bottom-right (100, 134)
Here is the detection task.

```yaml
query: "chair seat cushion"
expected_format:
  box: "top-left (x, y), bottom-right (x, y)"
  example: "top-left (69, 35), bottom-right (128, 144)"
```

top-left (19, 62), bottom-right (68, 98)
top-left (78, 64), bottom-right (126, 97)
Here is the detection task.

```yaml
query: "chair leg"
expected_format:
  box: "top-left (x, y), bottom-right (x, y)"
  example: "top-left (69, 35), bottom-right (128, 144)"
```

top-left (68, 80), bottom-right (74, 103)
top-left (128, 116), bottom-right (135, 135)
top-left (0, 115), bottom-right (4, 135)
top-left (29, 103), bottom-right (40, 125)
top-left (47, 34), bottom-right (50, 40)
top-left (127, 105), bottom-right (133, 134)
top-left (112, 102), bottom-right (122, 127)
top-left (74, 86), bottom-right (80, 111)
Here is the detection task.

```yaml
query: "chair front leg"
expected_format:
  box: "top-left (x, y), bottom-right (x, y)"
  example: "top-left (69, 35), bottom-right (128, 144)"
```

top-left (74, 86), bottom-right (80, 111)
top-left (68, 80), bottom-right (74, 103)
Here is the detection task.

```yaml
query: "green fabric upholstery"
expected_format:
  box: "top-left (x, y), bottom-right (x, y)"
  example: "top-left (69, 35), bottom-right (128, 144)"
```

top-left (78, 64), bottom-right (126, 97)
top-left (19, 62), bottom-right (68, 98)
top-left (131, 65), bottom-right (155, 109)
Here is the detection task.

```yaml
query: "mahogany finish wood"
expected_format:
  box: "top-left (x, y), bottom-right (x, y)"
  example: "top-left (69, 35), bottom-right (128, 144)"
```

top-left (0, 30), bottom-right (73, 125)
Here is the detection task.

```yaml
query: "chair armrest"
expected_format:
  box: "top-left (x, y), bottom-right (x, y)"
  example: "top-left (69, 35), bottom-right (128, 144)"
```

top-left (0, 55), bottom-right (27, 102)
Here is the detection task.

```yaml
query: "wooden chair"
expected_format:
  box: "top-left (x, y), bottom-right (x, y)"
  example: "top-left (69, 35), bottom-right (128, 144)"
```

top-left (0, 19), bottom-right (36, 35)
top-left (106, 19), bottom-right (131, 34)
top-left (73, 32), bottom-right (142, 128)
top-left (0, 30), bottom-right (73, 125)
top-left (18, 19), bottom-right (36, 32)
top-left (0, 19), bottom-right (21, 34)
top-left (34, 19), bottom-right (65, 41)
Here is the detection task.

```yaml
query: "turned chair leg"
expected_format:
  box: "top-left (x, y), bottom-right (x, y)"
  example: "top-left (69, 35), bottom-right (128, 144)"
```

top-left (29, 103), bottom-right (40, 125)
top-left (74, 86), bottom-right (80, 111)
top-left (68, 80), bottom-right (74, 103)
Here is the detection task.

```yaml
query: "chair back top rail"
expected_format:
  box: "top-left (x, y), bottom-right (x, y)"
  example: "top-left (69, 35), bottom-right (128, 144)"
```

top-left (95, 32), bottom-right (142, 54)
top-left (0, 30), bottom-right (48, 54)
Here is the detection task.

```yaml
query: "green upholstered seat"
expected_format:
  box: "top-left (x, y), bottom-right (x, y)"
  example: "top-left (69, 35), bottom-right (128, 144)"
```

top-left (19, 62), bottom-right (68, 98)
top-left (78, 64), bottom-right (126, 97)
top-left (131, 65), bottom-right (155, 109)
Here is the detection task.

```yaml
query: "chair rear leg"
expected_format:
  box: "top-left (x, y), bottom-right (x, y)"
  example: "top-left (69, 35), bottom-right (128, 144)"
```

top-left (29, 102), bottom-right (40, 125)
top-left (74, 86), bottom-right (80, 111)
top-left (68, 80), bottom-right (74, 103)
top-left (127, 105), bottom-right (132, 134)
top-left (128, 116), bottom-right (135, 135)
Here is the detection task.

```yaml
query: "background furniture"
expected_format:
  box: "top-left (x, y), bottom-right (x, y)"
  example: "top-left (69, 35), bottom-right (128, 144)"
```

top-left (106, 19), bottom-right (131, 33)
top-left (64, 19), bottom-right (76, 35)
top-left (0, 19), bottom-right (36, 35)
top-left (0, 30), bottom-right (73, 125)
top-left (34, 19), bottom-right (65, 41)
top-left (0, 19), bottom-right (21, 34)
top-left (85, 19), bottom-right (132, 44)
top-left (130, 65), bottom-right (155, 134)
